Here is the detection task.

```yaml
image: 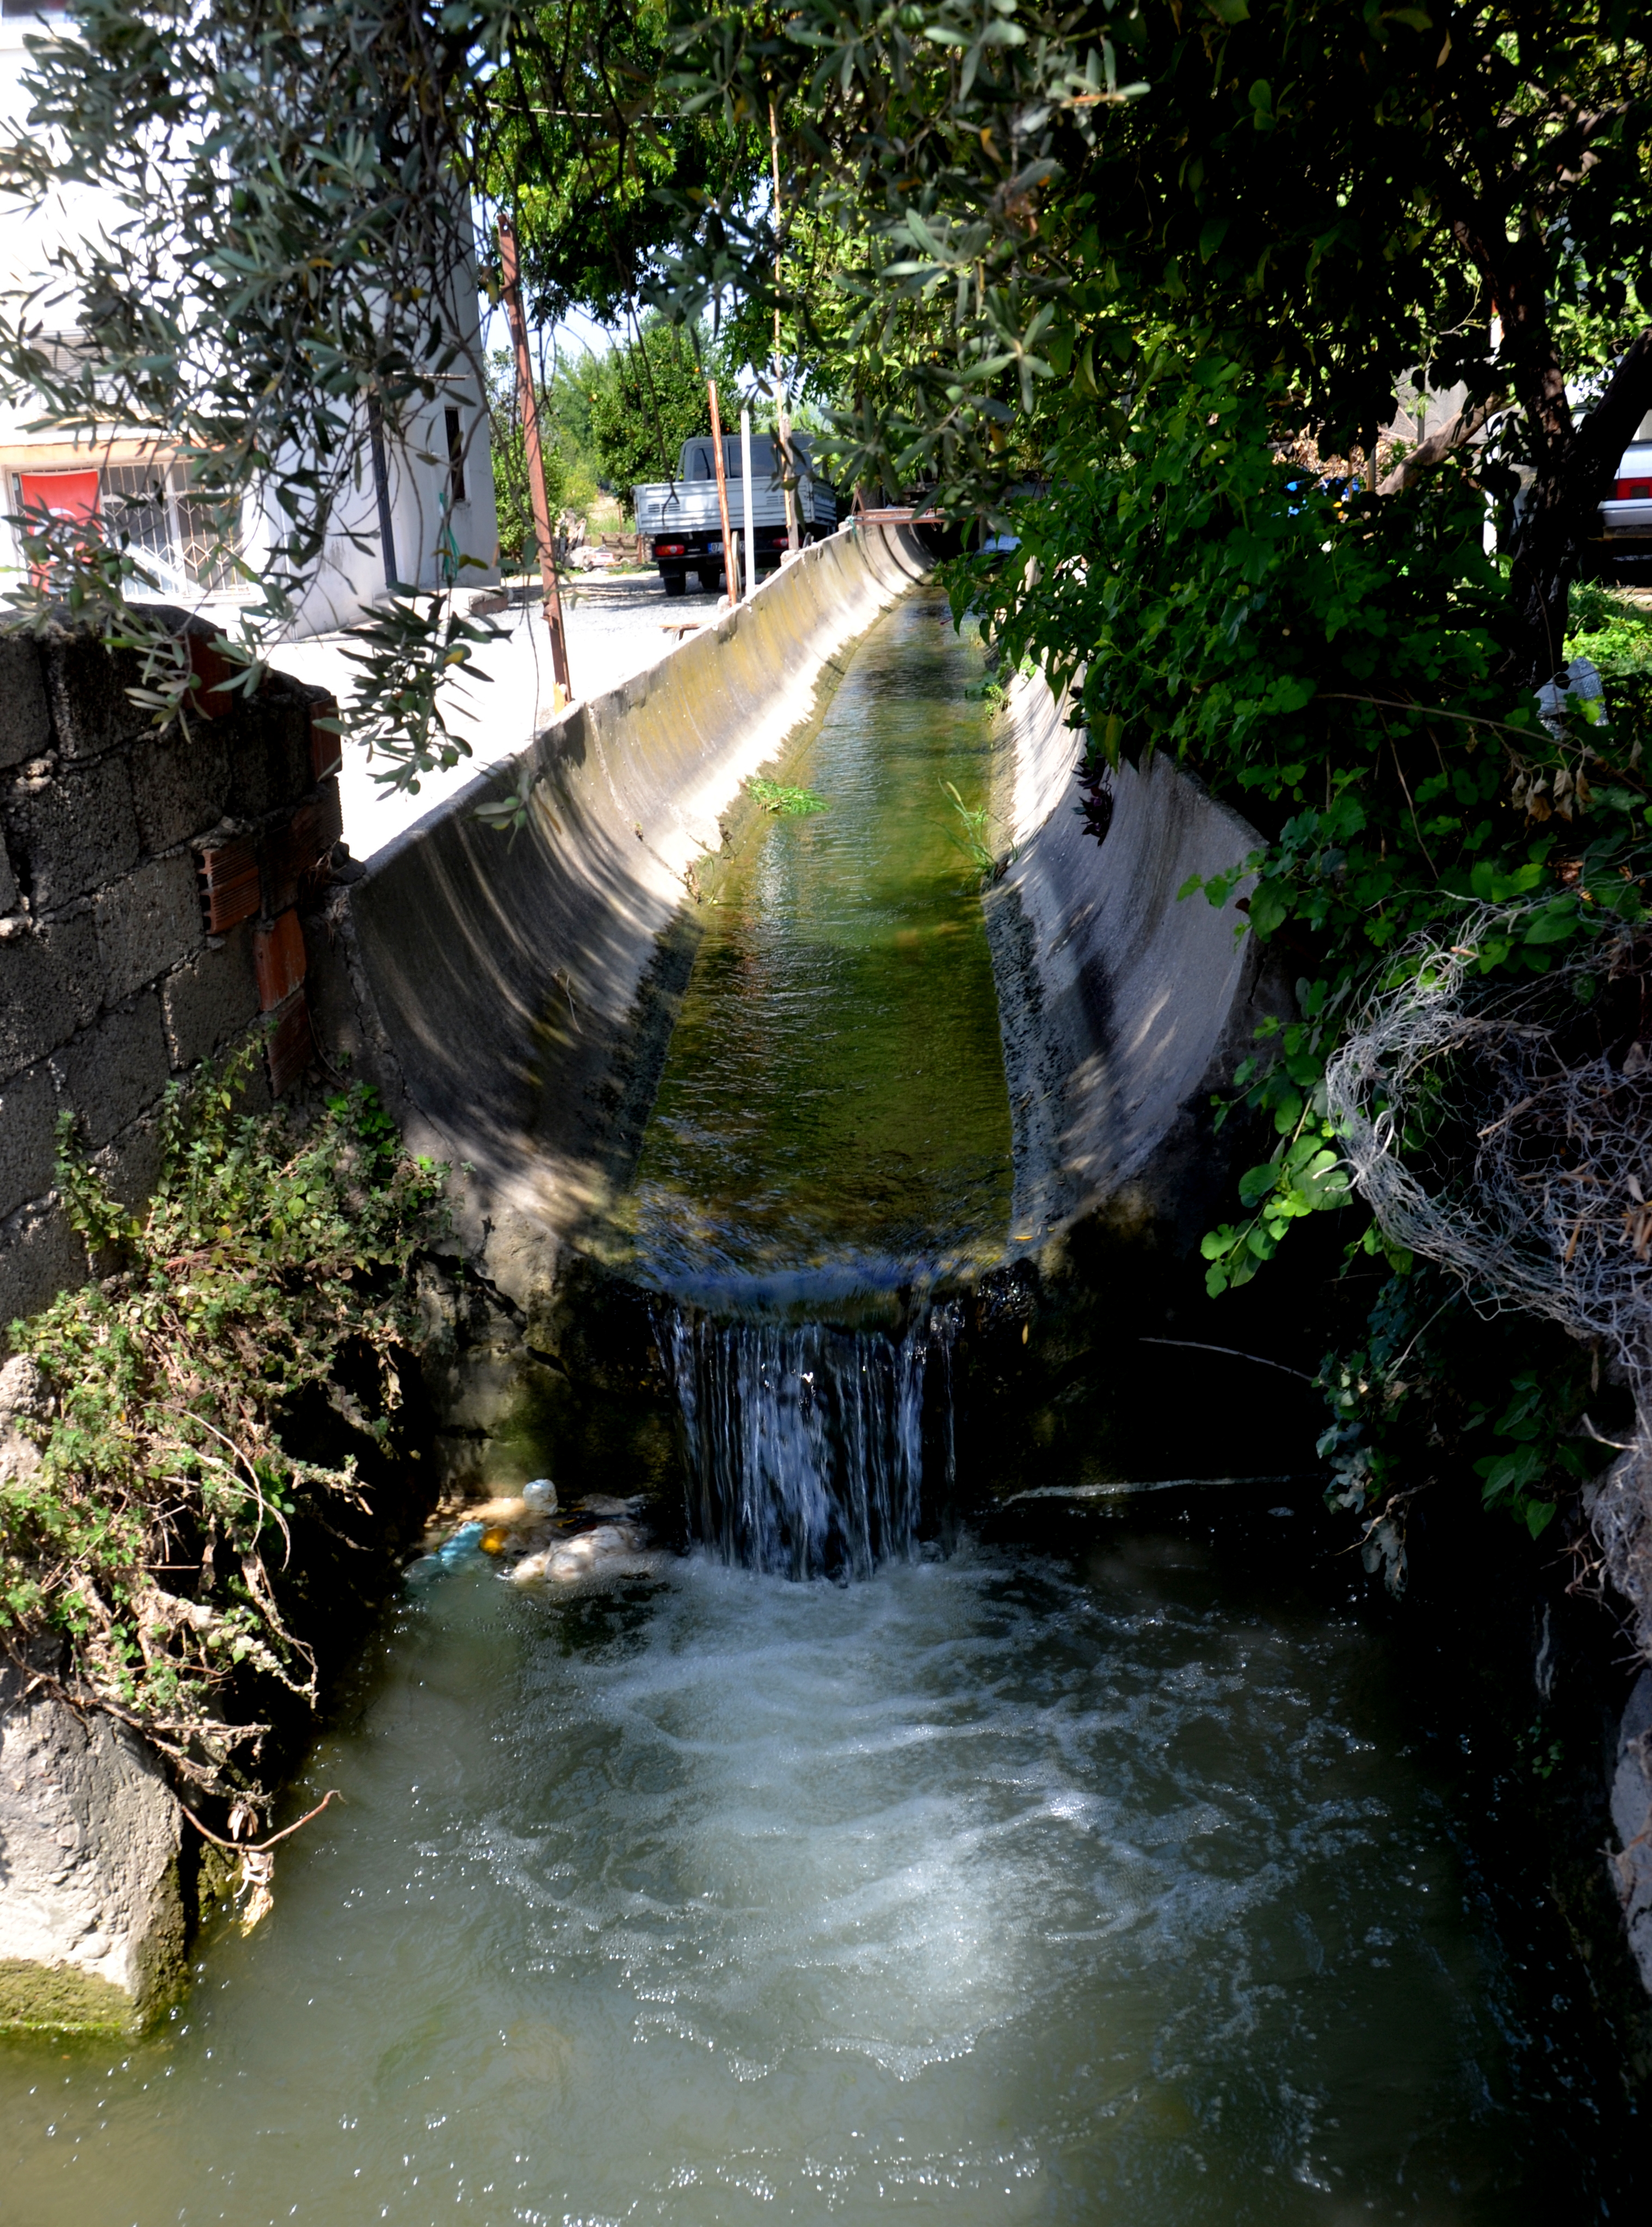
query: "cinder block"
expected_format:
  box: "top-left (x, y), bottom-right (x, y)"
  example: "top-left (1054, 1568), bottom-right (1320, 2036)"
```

top-left (0, 1196), bottom-right (87, 1348)
top-left (3, 755), bottom-right (141, 909)
top-left (225, 682), bottom-right (313, 818)
top-left (130, 718), bottom-right (231, 854)
top-left (253, 908), bottom-right (306, 1010)
top-left (91, 1107), bottom-right (164, 1218)
top-left (38, 630), bottom-right (148, 762)
top-left (93, 852), bottom-right (202, 1003)
top-left (0, 913), bottom-right (100, 1084)
top-left (0, 636), bottom-right (50, 772)
top-left (50, 994), bottom-right (169, 1151)
top-left (161, 922), bottom-right (260, 1068)
top-left (0, 1061), bottom-right (60, 1222)
top-left (309, 694), bottom-right (342, 782)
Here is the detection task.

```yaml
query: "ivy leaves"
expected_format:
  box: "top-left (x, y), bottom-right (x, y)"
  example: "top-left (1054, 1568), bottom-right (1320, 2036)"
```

top-left (1201, 1111), bottom-right (1351, 1296)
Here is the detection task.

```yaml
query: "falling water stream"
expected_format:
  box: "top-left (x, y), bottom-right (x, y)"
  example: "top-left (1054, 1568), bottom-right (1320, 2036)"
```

top-left (0, 593), bottom-right (1632, 2218)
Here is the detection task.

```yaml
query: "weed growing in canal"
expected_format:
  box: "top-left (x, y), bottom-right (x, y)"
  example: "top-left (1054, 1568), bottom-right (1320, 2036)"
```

top-left (0, 1046), bottom-right (447, 1803)
top-left (941, 780), bottom-right (1002, 883)
top-left (747, 776), bottom-right (828, 816)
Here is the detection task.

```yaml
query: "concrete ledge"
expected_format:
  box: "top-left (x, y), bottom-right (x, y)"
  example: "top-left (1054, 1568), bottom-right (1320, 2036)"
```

top-left (985, 670), bottom-right (1274, 1254)
top-left (1611, 1669), bottom-right (1652, 1995)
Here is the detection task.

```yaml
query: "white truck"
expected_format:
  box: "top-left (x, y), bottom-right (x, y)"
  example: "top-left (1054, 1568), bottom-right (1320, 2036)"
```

top-left (633, 434), bottom-right (839, 596)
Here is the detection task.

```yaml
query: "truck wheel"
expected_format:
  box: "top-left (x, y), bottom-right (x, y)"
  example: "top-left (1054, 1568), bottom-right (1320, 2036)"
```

top-left (663, 570), bottom-right (686, 598)
top-left (697, 564), bottom-right (722, 594)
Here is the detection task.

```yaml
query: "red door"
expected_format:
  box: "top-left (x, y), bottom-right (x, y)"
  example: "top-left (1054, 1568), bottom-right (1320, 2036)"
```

top-left (17, 469), bottom-right (101, 586)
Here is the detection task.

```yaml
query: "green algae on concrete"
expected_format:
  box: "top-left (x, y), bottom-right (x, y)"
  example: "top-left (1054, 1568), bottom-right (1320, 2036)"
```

top-left (0, 1957), bottom-right (144, 2038)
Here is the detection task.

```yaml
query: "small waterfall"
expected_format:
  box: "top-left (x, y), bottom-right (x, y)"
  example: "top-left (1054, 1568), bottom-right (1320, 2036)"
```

top-left (664, 1308), bottom-right (957, 1579)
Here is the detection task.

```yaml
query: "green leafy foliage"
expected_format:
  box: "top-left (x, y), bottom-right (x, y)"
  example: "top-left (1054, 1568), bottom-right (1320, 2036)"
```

top-left (486, 348), bottom-right (602, 570)
top-left (1, 1053), bottom-right (446, 1797)
top-left (975, 354), bottom-right (1650, 1299)
top-left (1317, 1266), bottom-right (1606, 1542)
top-left (966, 344), bottom-right (1652, 1537)
top-left (587, 318), bottom-right (732, 513)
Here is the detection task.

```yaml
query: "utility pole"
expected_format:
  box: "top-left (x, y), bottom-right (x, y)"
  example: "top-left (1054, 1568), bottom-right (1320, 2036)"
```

top-left (498, 212), bottom-right (572, 704)
top-left (741, 406), bottom-right (757, 600)
top-left (769, 101), bottom-right (801, 555)
top-left (707, 380), bottom-right (739, 607)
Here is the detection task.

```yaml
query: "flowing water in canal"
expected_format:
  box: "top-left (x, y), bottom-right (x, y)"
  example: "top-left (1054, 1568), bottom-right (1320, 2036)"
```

top-left (611, 590), bottom-right (1012, 1315)
top-left (0, 594), bottom-right (1629, 2218)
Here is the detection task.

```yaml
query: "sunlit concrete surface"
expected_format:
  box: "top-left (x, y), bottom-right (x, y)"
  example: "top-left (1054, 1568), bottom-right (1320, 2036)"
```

top-left (275, 571), bottom-right (728, 861)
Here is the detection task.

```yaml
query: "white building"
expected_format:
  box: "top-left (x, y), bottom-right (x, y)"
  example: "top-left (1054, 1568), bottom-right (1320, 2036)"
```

top-left (0, 1), bottom-right (501, 638)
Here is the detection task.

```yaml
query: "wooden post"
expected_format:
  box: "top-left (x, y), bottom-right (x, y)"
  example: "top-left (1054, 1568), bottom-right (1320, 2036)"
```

top-left (707, 380), bottom-right (739, 606)
top-left (769, 101), bottom-right (801, 555)
top-left (498, 213), bottom-right (572, 701)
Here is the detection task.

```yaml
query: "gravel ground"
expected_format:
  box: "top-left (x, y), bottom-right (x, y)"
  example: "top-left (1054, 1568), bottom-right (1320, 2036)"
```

top-left (273, 569), bottom-right (729, 862)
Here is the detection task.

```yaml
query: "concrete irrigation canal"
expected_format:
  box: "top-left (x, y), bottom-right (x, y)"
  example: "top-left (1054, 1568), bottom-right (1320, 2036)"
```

top-left (0, 525), bottom-right (1646, 2216)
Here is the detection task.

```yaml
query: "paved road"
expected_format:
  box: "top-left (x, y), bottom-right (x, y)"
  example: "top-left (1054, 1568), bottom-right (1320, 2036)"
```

top-left (274, 571), bottom-right (728, 862)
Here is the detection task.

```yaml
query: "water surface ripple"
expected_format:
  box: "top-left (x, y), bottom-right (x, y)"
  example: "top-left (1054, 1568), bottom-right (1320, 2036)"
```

top-left (0, 1539), bottom-right (1607, 2223)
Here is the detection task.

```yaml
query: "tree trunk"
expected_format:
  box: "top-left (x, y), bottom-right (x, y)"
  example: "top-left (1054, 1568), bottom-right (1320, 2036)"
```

top-left (1503, 328), bottom-right (1652, 689)
top-left (1449, 191), bottom-right (1652, 690)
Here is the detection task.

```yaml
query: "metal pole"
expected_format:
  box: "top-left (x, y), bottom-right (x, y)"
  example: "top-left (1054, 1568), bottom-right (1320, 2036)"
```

top-left (741, 406), bottom-right (756, 600)
top-left (366, 393), bottom-right (400, 593)
top-left (707, 380), bottom-right (739, 606)
top-left (498, 213), bottom-right (572, 702)
top-left (769, 101), bottom-right (801, 555)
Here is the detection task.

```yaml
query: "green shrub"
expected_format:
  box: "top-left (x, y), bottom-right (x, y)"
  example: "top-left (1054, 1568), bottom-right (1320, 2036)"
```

top-left (1, 1051), bottom-right (446, 1800)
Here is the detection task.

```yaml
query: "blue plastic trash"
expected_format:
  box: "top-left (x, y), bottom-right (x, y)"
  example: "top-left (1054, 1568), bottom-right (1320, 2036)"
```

top-left (437, 1521), bottom-right (486, 1567)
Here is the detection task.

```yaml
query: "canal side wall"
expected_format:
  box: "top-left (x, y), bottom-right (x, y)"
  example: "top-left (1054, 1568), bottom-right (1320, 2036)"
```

top-left (984, 669), bottom-right (1275, 1257)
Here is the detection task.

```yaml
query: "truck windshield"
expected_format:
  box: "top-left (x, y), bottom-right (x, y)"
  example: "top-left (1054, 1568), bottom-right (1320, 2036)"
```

top-left (680, 436), bottom-right (807, 482)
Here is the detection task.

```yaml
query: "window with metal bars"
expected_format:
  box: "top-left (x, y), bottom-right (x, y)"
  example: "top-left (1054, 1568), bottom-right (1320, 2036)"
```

top-left (100, 463), bottom-right (246, 594)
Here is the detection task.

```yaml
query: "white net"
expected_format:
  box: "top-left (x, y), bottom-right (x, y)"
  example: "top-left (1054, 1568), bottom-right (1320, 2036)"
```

top-left (1324, 918), bottom-right (1652, 1653)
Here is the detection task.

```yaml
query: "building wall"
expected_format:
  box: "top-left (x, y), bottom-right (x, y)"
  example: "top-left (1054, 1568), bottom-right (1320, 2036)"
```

top-left (0, 7), bottom-right (501, 640)
top-left (0, 616), bottom-right (340, 1342)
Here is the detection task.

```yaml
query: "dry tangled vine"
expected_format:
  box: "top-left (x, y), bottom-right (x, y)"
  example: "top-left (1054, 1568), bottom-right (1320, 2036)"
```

top-left (1326, 915), bottom-right (1652, 1650)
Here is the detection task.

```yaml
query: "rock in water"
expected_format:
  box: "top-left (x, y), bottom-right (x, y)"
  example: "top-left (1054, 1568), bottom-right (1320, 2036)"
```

top-left (0, 1656), bottom-right (184, 2034)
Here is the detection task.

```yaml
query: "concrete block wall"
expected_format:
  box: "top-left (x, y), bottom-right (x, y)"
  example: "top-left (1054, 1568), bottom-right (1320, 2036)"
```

top-left (0, 619), bottom-right (341, 1342)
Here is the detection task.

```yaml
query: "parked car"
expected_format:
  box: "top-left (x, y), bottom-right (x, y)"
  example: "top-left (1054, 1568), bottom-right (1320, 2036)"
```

top-left (633, 435), bottom-right (838, 596)
top-left (1595, 412), bottom-right (1652, 576)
